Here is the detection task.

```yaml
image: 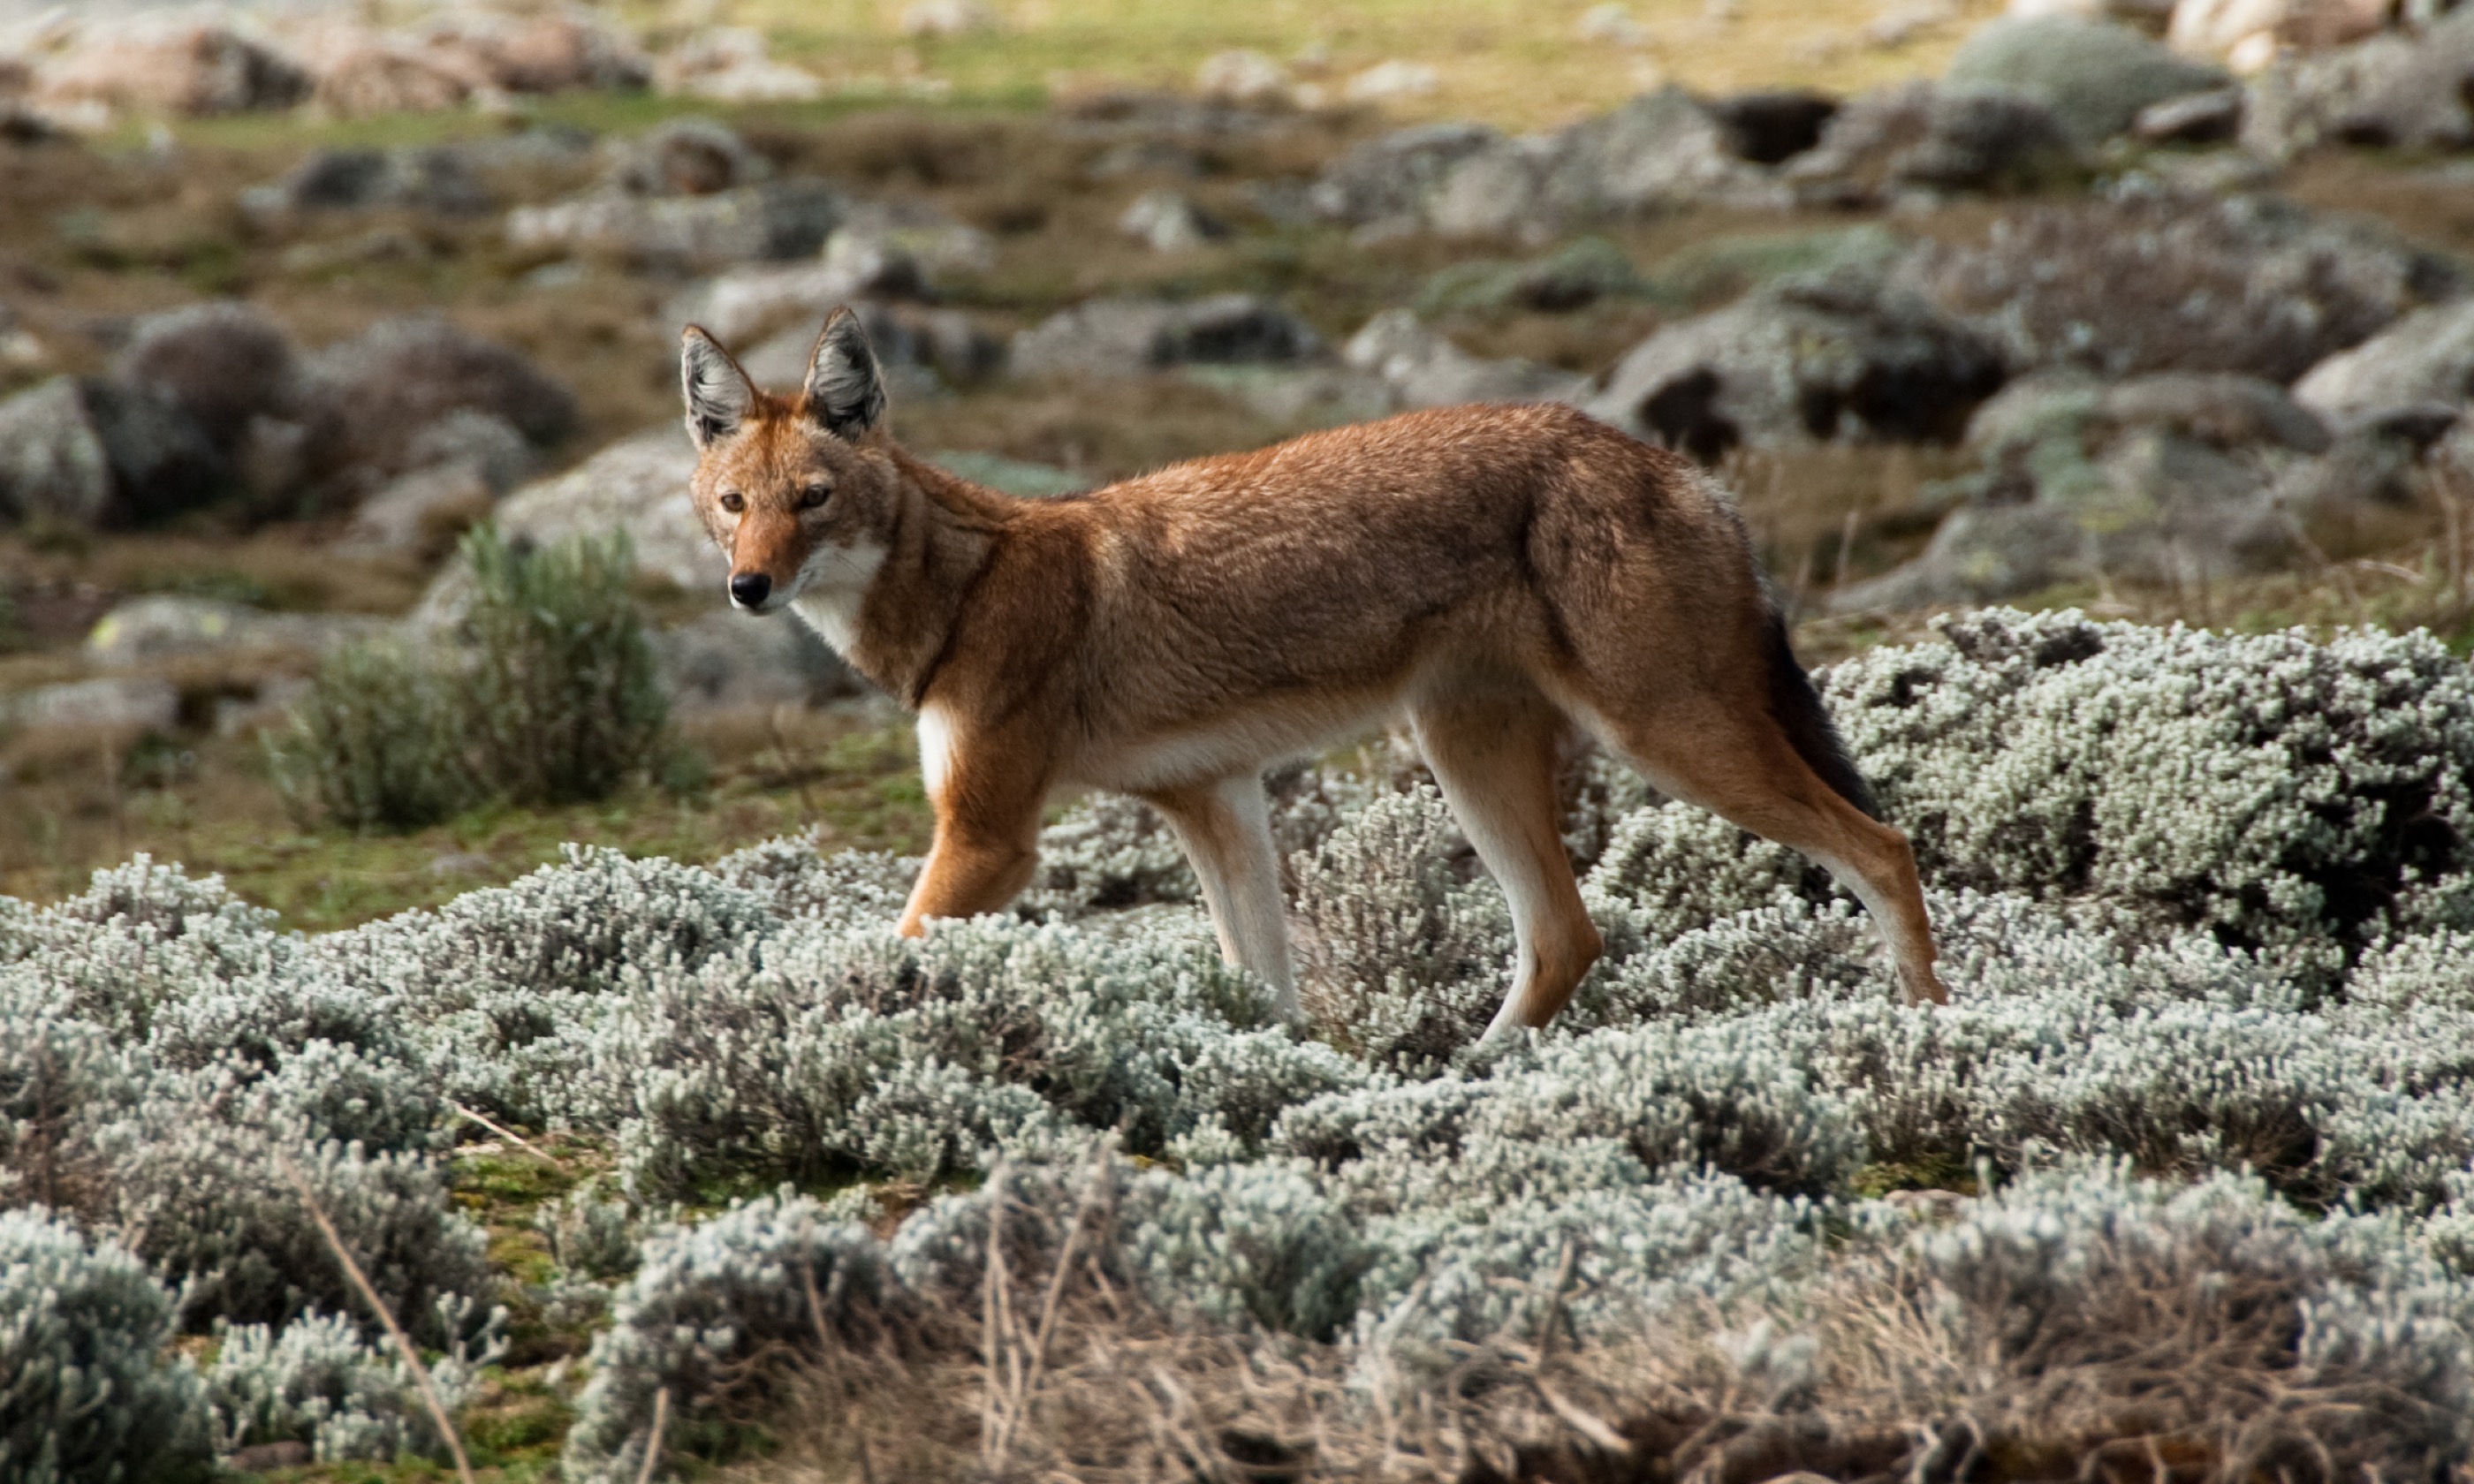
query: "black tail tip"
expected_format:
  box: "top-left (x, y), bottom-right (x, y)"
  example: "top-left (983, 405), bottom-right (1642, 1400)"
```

top-left (1764, 610), bottom-right (1881, 822)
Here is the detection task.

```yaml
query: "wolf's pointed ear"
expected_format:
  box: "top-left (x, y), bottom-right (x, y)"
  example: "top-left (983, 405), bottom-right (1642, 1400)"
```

top-left (801, 307), bottom-right (886, 440)
top-left (681, 326), bottom-right (755, 450)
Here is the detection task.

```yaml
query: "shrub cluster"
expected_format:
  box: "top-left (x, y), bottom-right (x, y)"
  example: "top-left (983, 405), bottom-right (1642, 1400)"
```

top-left (276, 523), bottom-right (671, 830)
top-left (6, 610), bottom-right (2474, 1480)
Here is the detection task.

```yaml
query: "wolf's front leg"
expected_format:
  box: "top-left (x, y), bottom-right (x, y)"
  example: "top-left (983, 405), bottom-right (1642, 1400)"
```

top-left (898, 713), bottom-right (1049, 934)
top-left (1142, 776), bottom-right (1298, 1020)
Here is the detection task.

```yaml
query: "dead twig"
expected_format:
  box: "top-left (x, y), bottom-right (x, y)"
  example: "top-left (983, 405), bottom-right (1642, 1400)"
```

top-left (633, 1387), bottom-right (671, 1484)
top-left (448, 1101), bottom-right (561, 1166)
top-left (273, 1150), bottom-right (477, 1484)
top-left (990, 1135), bottom-right (1118, 1463)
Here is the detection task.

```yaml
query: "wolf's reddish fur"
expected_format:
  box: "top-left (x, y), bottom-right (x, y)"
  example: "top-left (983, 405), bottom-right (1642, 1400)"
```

top-left (682, 309), bottom-right (1944, 1034)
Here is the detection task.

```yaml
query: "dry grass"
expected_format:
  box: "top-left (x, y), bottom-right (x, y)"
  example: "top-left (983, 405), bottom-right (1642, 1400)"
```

top-left (641, 0), bottom-right (2010, 131)
top-left (710, 1158), bottom-right (2460, 1484)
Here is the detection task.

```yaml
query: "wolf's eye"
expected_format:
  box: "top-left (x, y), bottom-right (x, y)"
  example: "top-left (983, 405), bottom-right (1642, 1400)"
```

top-left (799, 483), bottom-right (831, 510)
top-left (718, 491), bottom-right (745, 513)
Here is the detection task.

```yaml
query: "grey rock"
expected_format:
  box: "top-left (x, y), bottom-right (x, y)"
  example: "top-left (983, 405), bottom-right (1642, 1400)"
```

top-left (1944, 14), bottom-right (2230, 146)
top-left (335, 461), bottom-right (496, 559)
top-left (1181, 364), bottom-right (1400, 426)
top-left (113, 299), bottom-right (300, 450)
top-left (1706, 88), bottom-right (1840, 163)
top-left (2102, 371), bottom-right (2332, 451)
top-left (2134, 150), bottom-right (2281, 194)
top-left (1588, 268), bottom-right (2006, 458)
top-left (1783, 81), bottom-right (2080, 206)
top-left (399, 409), bottom-right (535, 494)
top-left (1307, 121), bottom-right (1505, 229)
top-left (607, 115), bottom-right (770, 197)
top-left (1645, 223), bottom-right (1912, 304)
top-left (9, 676), bottom-right (178, 733)
top-left (83, 594), bottom-right (377, 665)
top-left (304, 315), bottom-right (578, 487)
top-left (1899, 189), bottom-right (2463, 382)
top-left (1834, 501), bottom-right (2093, 610)
top-left (2132, 86), bottom-right (2243, 143)
top-left (1843, 370), bottom-right (2334, 610)
top-left (0, 376), bottom-right (225, 529)
top-left (2269, 427), bottom-right (2420, 519)
top-left (1385, 89), bottom-right (1796, 241)
top-left (243, 145), bottom-right (494, 216)
top-left (414, 427), bottom-right (709, 625)
top-left (2238, 34), bottom-right (2400, 159)
top-left (1011, 295), bottom-right (1323, 380)
top-left (0, 377), bottom-right (113, 527)
top-left (1426, 134), bottom-right (1570, 239)
top-left (2323, 8), bottom-right (2474, 150)
top-left (1118, 189), bottom-right (1226, 252)
top-left (670, 230), bottom-right (935, 346)
top-left (1342, 310), bottom-right (1588, 411)
top-left (2292, 299), bottom-right (2474, 429)
top-left (1552, 86), bottom-right (1790, 216)
top-left (1415, 236), bottom-right (1644, 315)
top-left (655, 609), bottom-right (857, 712)
top-left (506, 180), bottom-right (846, 268)
top-left (1838, 426), bottom-right (2295, 611)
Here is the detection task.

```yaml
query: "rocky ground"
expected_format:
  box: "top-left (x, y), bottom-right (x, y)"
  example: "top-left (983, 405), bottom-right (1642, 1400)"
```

top-left (4, 0), bottom-right (2474, 922)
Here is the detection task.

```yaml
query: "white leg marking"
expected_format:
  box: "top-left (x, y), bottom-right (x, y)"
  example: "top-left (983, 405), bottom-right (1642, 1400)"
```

top-left (915, 704), bottom-right (953, 804)
top-left (1160, 776), bottom-right (1297, 1018)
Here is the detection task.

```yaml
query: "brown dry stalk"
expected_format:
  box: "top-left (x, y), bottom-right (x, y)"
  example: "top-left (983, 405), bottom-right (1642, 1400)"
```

top-left (448, 1100), bottom-right (561, 1166)
top-left (272, 1150), bottom-right (477, 1484)
top-left (990, 1135), bottom-right (1116, 1462)
top-left (634, 1387), bottom-right (671, 1484)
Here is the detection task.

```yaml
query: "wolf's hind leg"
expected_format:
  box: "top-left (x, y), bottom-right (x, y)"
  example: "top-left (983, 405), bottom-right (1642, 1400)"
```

top-left (1410, 688), bottom-right (1603, 1039)
top-left (1143, 776), bottom-right (1297, 1018)
top-left (1597, 697), bottom-right (1946, 1005)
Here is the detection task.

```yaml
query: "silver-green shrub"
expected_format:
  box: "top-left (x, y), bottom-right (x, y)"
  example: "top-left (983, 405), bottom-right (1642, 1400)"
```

top-left (204, 1308), bottom-right (491, 1464)
top-left (274, 638), bottom-right (476, 832)
top-left (276, 525), bottom-right (672, 830)
top-left (1824, 610), bottom-right (2474, 963)
top-left (563, 1194), bottom-right (904, 1484)
top-left (0, 1208), bottom-right (212, 1484)
top-left (458, 523), bottom-right (671, 809)
top-left (11, 609), bottom-right (2474, 1474)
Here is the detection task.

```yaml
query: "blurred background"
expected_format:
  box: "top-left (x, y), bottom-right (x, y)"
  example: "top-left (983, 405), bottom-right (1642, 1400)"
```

top-left (2, 0), bottom-right (2470, 924)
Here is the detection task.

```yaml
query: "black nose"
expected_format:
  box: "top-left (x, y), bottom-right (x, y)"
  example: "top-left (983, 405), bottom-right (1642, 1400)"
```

top-left (729, 572), bottom-right (771, 608)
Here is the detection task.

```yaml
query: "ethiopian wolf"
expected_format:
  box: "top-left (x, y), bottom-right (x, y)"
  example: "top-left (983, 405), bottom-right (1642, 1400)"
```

top-left (680, 308), bottom-right (1945, 1035)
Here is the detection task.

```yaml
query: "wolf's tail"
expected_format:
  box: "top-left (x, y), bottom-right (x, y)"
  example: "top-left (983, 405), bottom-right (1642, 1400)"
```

top-left (1763, 609), bottom-right (1881, 822)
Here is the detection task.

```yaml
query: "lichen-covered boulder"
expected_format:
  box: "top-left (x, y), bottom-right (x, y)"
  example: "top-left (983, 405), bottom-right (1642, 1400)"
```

top-left (1588, 266), bottom-right (2005, 458)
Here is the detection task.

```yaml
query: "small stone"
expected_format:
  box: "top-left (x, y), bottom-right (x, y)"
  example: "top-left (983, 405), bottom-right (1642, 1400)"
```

top-left (2132, 83), bottom-right (2243, 140)
top-left (1344, 61), bottom-right (1441, 105)
top-left (1575, 5), bottom-right (1653, 46)
top-left (900, 0), bottom-right (998, 37)
top-left (1118, 190), bottom-right (1226, 252)
top-left (1195, 49), bottom-right (1292, 106)
top-left (225, 1441), bottom-right (313, 1473)
top-left (10, 677), bottom-right (180, 733)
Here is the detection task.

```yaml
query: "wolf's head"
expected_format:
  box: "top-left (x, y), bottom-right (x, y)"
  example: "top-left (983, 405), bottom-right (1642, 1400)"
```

top-left (679, 307), bottom-right (900, 622)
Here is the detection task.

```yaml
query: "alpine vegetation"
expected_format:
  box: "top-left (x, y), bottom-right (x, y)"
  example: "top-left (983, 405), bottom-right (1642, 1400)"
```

top-left (5, 610), bottom-right (2474, 1480)
top-left (272, 523), bottom-right (672, 831)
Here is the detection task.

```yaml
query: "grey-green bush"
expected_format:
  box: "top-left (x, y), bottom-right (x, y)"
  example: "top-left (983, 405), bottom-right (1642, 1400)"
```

top-left (458, 523), bottom-right (670, 808)
top-left (10, 609), bottom-right (2474, 1480)
top-left (275, 639), bottom-right (475, 832)
top-left (0, 1208), bottom-right (213, 1484)
top-left (276, 525), bottom-right (672, 831)
top-left (204, 1308), bottom-right (489, 1464)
